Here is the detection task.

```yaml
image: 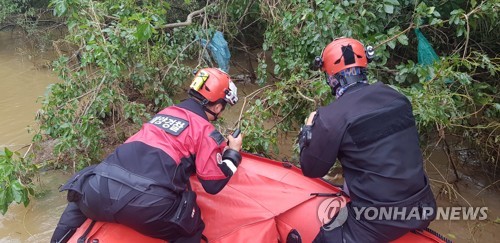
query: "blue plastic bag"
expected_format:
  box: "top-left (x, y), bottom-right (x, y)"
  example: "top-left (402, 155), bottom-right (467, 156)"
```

top-left (199, 31), bottom-right (231, 72)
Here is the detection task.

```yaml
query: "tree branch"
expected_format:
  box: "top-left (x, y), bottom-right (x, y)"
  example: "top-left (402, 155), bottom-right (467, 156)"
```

top-left (374, 23), bottom-right (413, 49)
top-left (156, 5), bottom-right (209, 30)
top-left (297, 89), bottom-right (316, 104)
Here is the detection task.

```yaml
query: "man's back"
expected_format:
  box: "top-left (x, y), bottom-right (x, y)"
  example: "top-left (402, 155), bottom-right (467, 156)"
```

top-left (300, 38), bottom-right (436, 242)
top-left (323, 82), bottom-right (426, 205)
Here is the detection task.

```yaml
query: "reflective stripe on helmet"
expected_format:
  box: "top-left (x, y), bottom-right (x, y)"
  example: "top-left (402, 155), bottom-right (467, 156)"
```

top-left (190, 70), bottom-right (209, 91)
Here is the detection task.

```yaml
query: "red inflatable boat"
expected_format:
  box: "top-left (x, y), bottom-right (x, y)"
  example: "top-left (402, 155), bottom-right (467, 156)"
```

top-left (68, 152), bottom-right (449, 243)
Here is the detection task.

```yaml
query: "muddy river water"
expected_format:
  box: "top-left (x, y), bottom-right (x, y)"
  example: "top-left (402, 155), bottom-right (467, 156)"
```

top-left (0, 31), bottom-right (498, 242)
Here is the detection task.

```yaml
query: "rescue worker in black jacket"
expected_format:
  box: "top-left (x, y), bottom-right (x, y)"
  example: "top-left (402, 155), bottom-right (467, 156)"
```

top-left (298, 38), bottom-right (436, 242)
top-left (51, 68), bottom-right (243, 243)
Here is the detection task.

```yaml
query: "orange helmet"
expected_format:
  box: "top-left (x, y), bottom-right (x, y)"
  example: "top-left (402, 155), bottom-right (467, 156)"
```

top-left (189, 68), bottom-right (238, 105)
top-left (320, 38), bottom-right (368, 76)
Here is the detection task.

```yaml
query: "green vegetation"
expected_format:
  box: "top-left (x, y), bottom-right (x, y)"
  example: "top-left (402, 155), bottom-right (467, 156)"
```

top-left (34, 0), bottom-right (500, 168)
top-left (35, 0), bottom-right (210, 168)
top-left (246, 0), bottom-right (499, 163)
top-left (0, 0), bottom-right (498, 214)
top-left (0, 148), bottom-right (35, 215)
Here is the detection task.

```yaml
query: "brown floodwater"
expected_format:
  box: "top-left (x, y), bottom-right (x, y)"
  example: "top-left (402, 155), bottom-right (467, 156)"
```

top-left (0, 31), bottom-right (67, 242)
top-left (0, 32), bottom-right (58, 149)
top-left (0, 31), bottom-right (498, 243)
top-left (424, 147), bottom-right (500, 242)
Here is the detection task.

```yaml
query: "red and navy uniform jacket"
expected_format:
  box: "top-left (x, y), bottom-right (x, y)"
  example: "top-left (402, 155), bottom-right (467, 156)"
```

top-left (94, 98), bottom-right (230, 197)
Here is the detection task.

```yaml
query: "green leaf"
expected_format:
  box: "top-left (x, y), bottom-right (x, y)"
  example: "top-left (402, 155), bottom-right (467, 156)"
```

top-left (12, 188), bottom-right (23, 204)
top-left (397, 34), bottom-right (409, 45)
top-left (427, 7), bottom-right (435, 14)
top-left (384, 4), bottom-right (394, 14)
top-left (28, 187), bottom-right (35, 196)
top-left (384, 0), bottom-right (400, 5)
top-left (429, 18), bottom-right (442, 25)
top-left (23, 194), bottom-right (30, 207)
top-left (263, 43), bottom-right (268, 51)
top-left (53, 0), bottom-right (67, 17)
top-left (0, 190), bottom-right (7, 215)
top-left (135, 23), bottom-right (153, 41)
top-left (274, 65), bottom-right (281, 74)
top-left (11, 179), bottom-right (23, 191)
top-left (387, 40), bottom-right (396, 49)
top-left (4, 148), bottom-right (13, 158)
top-left (67, 20), bottom-right (77, 30)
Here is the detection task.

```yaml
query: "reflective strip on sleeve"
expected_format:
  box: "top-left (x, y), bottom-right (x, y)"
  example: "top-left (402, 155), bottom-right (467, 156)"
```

top-left (221, 159), bottom-right (237, 174)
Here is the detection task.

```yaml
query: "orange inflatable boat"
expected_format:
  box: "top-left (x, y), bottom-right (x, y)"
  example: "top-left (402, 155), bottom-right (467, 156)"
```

top-left (68, 152), bottom-right (450, 243)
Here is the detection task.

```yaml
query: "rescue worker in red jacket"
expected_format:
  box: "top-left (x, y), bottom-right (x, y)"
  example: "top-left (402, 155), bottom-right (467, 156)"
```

top-left (51, 67), bottom-right (243, 243)
top-left (298, 38), bottom-right (436, 242)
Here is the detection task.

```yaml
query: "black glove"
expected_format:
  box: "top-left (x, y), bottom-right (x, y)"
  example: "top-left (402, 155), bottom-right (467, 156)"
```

top-left (218, 149), bottom-right (242, 177)
top-left (298, 125), bottom-right (313, 150)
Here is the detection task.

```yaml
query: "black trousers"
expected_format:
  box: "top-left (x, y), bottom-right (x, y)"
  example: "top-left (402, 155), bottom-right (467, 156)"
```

top-left (313, 184), bottom-right (435, 243)
top-left (51, 176), bottom-right (205, 243)
top-left (312, 211), bottom-right (398, 243)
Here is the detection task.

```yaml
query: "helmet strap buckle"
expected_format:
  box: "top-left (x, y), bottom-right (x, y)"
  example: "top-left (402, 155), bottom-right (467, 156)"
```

top-left (200, 99), bottom-right (209, 106)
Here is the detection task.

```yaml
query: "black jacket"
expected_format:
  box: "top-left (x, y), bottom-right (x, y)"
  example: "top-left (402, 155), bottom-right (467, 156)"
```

top-left (300, 82), bottom-right (430, 206)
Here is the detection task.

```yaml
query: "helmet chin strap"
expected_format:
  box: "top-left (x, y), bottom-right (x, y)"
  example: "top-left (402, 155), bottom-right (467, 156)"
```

top-left (188, 90), bottom-right (226, 120)
top-left (205, 101), bottom-right (227, 121)
top-left (204, 106), bottom-right (220, 121)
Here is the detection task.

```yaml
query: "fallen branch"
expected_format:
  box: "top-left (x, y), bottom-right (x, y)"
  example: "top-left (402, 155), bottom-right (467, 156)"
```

top-left (443, 138), bottom-right (460, 182)
top-left (270, 101), bottom-right (301, 130)
top-left (475, 179), bottom-right (500, 196)
top-left (0, 24), bottom-right (16, 31)
top-left (234, 84), bottom-right (275, 128)
top-left (297, 89), bottom-right (316, 104)
top-left (156, 5), bottom-right (210, 30)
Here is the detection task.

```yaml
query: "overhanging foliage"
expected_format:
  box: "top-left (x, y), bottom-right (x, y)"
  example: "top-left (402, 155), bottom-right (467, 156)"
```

top-left (31, 0), bottom-right (500, 172)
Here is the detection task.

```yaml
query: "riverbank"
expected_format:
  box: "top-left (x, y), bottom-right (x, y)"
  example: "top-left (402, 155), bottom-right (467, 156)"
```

top-left (0, 31), bottom-right (498, 243)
